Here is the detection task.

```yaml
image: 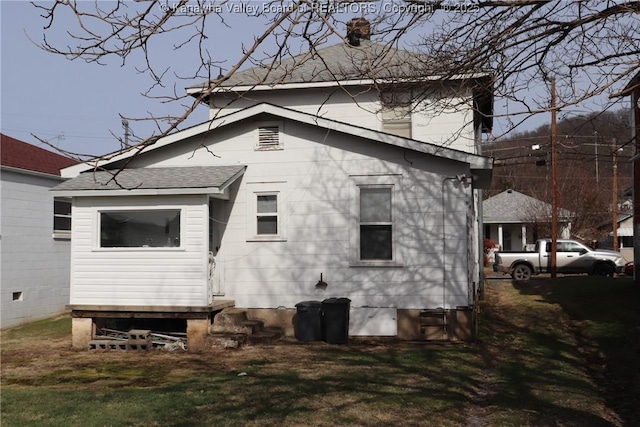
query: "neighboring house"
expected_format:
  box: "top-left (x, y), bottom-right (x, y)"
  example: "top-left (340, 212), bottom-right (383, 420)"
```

top-left (1, 134), bottom-right (77, 329)
top-left (56, 20), bottom-right (495, 349)
top-left (483, 189), bottom-right (572, 251)
top-left (598, 213), bottom-right (633, 261)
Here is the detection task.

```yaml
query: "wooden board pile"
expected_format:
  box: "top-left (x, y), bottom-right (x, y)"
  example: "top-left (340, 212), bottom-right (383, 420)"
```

top-left (88, 328), bottom-right (187, 351)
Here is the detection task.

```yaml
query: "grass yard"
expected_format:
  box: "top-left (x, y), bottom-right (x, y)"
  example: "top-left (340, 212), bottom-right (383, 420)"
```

top-left (1, 276), bottom-right (638, 426)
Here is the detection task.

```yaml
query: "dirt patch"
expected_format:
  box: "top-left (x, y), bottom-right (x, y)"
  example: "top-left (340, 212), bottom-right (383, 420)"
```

top-left (2, 281), bottom-right (634, 426)
top-left (1, 330), bottom-right (428, 390)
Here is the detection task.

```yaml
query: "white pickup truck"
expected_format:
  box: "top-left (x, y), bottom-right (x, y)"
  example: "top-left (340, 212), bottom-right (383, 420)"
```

top-left (493, 239), bottom-right (626, 281)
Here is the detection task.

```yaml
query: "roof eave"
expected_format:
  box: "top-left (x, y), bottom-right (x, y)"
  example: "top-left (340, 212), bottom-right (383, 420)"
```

top-left (1, 165), bottom-right (65, 180)
top-left (52, 186), bottom-right (229, 198)
top-left (186, 72), bottom-right (494, 97)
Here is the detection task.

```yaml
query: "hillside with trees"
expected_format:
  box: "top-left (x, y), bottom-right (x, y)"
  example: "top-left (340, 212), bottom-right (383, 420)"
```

top-left (483, 109), bottom-right (633, 240)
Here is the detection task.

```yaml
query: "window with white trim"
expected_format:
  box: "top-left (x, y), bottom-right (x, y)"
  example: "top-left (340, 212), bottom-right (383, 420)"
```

top-left (247, 182), bottom-right (287, 241)
top-left (257, 193), bottom-right (278, 235)
top-left (360, 187), bottom-right (393, 260)
top-left (350, 175), bottom-right (402, 266)
top-left (53, 197), bottom-right (72, 237)
top-left (99, 209), bottom-right (181, 248)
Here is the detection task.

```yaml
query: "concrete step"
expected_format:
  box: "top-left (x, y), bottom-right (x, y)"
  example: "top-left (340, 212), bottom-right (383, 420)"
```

top-left (239, 319), bottom-right (264, 334)
top-left (246, 327), bottom-right (284, 346)
top-left (206, 332), bottom-right (248, 349)
top-left (210, 308), bottom-right (251, 333)
top-left (208, 308), bottom-right (285, 348)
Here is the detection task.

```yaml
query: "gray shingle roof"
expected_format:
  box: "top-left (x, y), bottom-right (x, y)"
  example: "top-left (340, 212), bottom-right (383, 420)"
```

top-left (52, 165), bottom-right (246, 192)
top-left (189, 40), bottom-right (430, 89)
top-left (483, 189), bottom-right (572, 223)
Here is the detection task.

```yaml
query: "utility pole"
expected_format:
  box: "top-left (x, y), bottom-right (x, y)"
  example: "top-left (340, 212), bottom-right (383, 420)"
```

top-left (612, 138), bottom-right (619, 252)
top-left (550, 77), bottom-right (558, 278)
top-left (594, 131), bottom-right (599, 187)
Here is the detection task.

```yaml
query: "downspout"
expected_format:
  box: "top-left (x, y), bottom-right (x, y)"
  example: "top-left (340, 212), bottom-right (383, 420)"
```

top-left (441, 175), bottom-right (472, 311)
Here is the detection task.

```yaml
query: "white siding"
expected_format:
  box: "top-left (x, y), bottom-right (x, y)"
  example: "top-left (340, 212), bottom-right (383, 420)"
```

top-left (1, 170), bottom-right (71, 329)
top-left (412, 94), bottom-right (477, 153)
top-left (210, 88), bottom-right (381, 131)
top-left (122, 120), bottom-right (473, 314)
top-left (70, 195), bottom-right (209, 306)
top-left (210, 87), bottom-right (477, 153)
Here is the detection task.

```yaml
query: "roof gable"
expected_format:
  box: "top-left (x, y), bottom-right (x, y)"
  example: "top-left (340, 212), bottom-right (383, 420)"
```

top-left (483, 189), bottom-right (572, 223)
top-left (1, 133), bottom-right (77, 176)
top-left (62, 103), bottom-right (493, 186)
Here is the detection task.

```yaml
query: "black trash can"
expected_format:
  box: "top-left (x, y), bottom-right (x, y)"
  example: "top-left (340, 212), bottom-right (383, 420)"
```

top-left (295, 301), bottom-right (323, 341)
top-left (321, 298), bottom-right (351, 344)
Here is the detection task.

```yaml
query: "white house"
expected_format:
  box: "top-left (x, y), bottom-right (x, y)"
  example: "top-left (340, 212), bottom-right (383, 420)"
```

top-left (55, 21), bottom-right (494, 349)
top-left (598, 213), bottom-right (633, 261)
top-left (1, 134), bottom-right (76, 329)
top-left (483, 189), bottom-right (572, 251)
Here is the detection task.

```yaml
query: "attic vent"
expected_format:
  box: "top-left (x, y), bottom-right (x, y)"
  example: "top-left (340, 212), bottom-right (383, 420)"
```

top-left (256, 124), bottom-right (283, 150)
top-left (259, 126), bottom-right (279, 145)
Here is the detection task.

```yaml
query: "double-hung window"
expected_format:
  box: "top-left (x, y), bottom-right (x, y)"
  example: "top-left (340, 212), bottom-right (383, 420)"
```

top-left (350, 175), bottom-right (402, 266)
top-left (247, 182), bottom-right (287, 242)
top-left (360, 187), bottom-right (393, 260)
top-left (256, 193), bottom-right (278, 235)
top-left (53, 197), bottom-right (72, 238)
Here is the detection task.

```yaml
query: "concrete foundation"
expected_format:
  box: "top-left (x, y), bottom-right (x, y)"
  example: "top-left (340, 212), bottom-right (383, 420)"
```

top-left (452, 308), bottom-right (474, 341)
top-left (397, 308), bottom-right (475, 341)
top-left (187, 318), bottom-right (210, 352)
top-left (247, 306), bottom-right (475, 342)
top-left (72, 317), bottom-right (94, 349)
top-left (246, 308), bottom-right (296, 336)
top-left (69, 303), bottom-right (474, 350)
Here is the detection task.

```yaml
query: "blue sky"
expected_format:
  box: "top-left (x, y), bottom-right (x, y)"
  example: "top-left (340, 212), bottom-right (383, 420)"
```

top-left (2, 1), bottom-right (627, 159)
top-left (1, 1), bottom-right (252, 156)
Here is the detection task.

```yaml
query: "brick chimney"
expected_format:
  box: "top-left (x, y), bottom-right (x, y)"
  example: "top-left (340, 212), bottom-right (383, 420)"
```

top-left (347, 18), bottom-right (371, 46)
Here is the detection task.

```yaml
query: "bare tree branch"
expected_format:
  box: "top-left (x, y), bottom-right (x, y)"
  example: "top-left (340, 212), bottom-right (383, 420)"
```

top-left (27, 0), bottom-right (639, 162)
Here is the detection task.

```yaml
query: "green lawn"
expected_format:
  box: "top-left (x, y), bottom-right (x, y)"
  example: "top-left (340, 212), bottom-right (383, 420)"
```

top-left (1, 276), bottom-right (638, 426)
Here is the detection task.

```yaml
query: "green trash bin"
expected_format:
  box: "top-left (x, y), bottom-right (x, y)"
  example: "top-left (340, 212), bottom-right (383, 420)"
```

top-left (295, 301), bottom-right (323, 341)
top-left (322, 298), bottom-right (350, 344)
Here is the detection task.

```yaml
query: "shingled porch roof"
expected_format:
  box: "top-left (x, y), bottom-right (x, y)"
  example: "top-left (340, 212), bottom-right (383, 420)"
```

top-left (52, 165), bottom-right (247, 197)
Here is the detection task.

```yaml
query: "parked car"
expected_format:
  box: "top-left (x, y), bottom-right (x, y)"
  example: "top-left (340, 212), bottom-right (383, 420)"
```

top-left (493, 239), bottom-right (626, 281)
top-left (625, 261), bottom-right (634, 276)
